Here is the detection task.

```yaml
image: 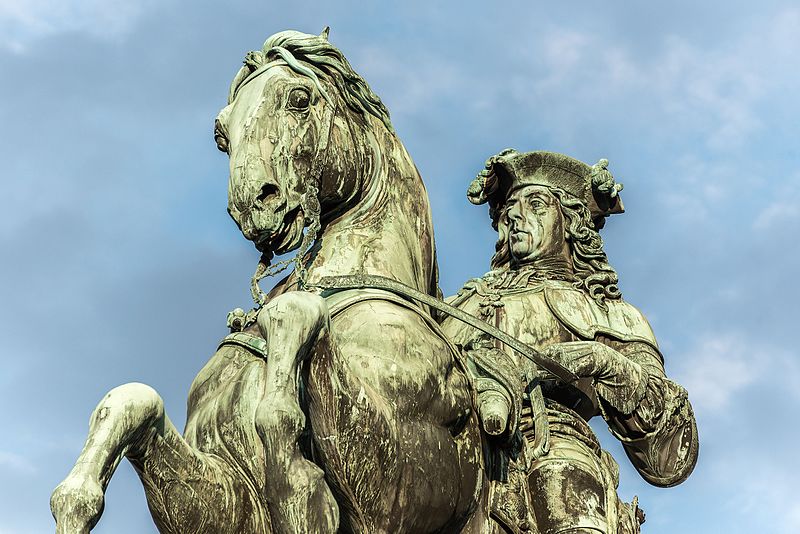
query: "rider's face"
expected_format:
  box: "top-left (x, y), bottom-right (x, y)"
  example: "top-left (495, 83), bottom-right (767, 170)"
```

top-left (502, 185), bottom-right (568, 266)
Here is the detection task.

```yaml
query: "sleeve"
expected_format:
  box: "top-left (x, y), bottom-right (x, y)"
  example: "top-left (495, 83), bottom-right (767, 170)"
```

top-left (599, 339), bottom-right (699, 487)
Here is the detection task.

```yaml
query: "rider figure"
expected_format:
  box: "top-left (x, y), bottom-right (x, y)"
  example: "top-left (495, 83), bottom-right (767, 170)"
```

top-left (441, 150), bottom-right (699, 534)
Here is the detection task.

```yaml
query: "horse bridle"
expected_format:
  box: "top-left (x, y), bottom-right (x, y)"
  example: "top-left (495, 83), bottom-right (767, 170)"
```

top-left (234, 57), bottom-right (570, 459)
top-left (236, 56), bottom-right (338, 305)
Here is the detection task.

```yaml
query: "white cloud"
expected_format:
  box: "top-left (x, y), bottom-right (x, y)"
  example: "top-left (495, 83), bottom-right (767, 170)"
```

top-left (753, 199), bottom-right (800, 231)
top-left (765, 7), bottom-right (800, 58)
top-left (513, 12), bottom-right (800, 155)
top-left (671, 330), bottom-right (800, 532)
top-left (540, 30), bottom-right (588, 83)
top-left (353, 45), bottom-right (462, 117)
top-left (672, 330), bottom-right (800, 415)
top-left (0, 450), bottom-right (36, 475)
top-left (535, 29), bottom-right (764, 151)
top-left (671, 334), bottom-right (765, 413)
top-left (752, 169), bottom-right (800, 231)
top-left (715, 457), bottom-right (800, 533)
top-left (647, 154), bottom-right (740, 224)
top-left (0, 0), bottom-right (155, 51)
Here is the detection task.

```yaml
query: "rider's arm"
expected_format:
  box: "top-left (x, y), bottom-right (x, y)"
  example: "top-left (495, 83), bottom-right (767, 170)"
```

top-left (599, 338), bottom-right (699, 488)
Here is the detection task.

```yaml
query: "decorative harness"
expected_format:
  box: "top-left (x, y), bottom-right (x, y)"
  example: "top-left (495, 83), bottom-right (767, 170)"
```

top-left (227, 51), bottom-right (338, 305)
top-left (222, 54), bottom-right (599, 458)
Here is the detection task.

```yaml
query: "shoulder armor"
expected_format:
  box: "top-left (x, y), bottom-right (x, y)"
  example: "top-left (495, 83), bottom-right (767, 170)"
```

top-left (543, 286), bottom-right (658, 350)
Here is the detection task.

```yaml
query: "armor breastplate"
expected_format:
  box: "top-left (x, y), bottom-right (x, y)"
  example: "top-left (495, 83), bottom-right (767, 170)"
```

top-left (443, 278), bottom-right (654, 419)
top-left (445, 277), bottom-right (658, 353)
top-left (493, 287), bottom-right (577, 349)
top-left (444, 280), bottom-right (578, 351)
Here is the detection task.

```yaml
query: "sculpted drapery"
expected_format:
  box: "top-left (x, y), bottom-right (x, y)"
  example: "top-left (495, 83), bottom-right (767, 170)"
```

top-left (443, 150), bottom-right (698, 533)
top-left (51, 32), bottom-right (697, 534)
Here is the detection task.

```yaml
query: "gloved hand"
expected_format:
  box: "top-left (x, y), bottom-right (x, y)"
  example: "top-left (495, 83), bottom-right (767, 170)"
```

top-left (463, 341), bottom-right (523, 439)
top-left (542, 341), bottom-right (649, 414)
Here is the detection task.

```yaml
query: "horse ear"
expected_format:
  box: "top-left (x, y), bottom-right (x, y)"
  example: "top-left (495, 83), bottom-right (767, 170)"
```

top-left (320, 26), bottom-right (330, 40)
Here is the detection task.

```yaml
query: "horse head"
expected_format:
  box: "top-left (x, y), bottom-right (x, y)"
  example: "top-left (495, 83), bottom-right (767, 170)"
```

top-left (215, 30), bottom-right (396, 264)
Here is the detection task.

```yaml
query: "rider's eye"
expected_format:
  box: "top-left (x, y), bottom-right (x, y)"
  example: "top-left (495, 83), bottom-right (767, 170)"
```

top-left (287, 88), bottom-right (311, 110)
top-left (527, 195), bottom-right (547, 209)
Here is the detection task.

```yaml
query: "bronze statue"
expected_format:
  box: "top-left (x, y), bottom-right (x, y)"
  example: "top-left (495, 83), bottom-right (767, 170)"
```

top-left (442, 149), bottom-right (699, 533)
top-left (51, 28), bottom-right (488, 534)
top-left (50, 30), bottom-right (697, 534)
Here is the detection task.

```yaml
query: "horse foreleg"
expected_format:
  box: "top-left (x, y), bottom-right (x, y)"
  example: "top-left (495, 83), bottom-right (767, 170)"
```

top-left (53, 381), bottom-right (268, 534)
top-left (50, 382), bottom-right (169, 533)
top-left (255, 291), bottom-right (339, 534)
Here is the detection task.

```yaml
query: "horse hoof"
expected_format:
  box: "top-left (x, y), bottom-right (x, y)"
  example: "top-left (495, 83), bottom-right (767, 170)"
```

top-left (51, 476), bottom-right (105, 534)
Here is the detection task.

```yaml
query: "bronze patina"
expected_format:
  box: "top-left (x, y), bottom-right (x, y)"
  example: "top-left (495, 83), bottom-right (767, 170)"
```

top-left (50, 30), bottom-right (698, 534)
top-left (442, 149), bottom-right (699, 533)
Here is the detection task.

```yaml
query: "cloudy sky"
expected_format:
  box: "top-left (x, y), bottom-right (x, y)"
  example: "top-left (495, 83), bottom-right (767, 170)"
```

top-left (1, 1), bottom-right (799, 532)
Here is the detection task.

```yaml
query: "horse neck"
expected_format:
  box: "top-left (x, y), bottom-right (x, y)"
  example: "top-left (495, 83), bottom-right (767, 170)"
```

top-left (306, 126), bottom-right (437, 295)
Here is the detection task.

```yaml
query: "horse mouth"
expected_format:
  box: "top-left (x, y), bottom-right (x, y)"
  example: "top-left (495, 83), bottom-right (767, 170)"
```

top-left (255, 206), bottom-right (305, 255)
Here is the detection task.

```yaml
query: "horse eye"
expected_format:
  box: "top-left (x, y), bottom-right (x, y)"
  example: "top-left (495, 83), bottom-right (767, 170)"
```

top-left (287, 87), bottom-right (311, 110)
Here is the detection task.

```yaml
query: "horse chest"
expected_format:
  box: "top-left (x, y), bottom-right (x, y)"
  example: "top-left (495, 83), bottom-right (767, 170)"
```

top-left (184, 346), bottom-right (267, 459)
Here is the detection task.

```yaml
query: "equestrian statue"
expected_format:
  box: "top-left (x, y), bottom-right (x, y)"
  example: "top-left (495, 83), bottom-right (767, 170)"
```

top-left (50, 29), bottom-right (698, 534)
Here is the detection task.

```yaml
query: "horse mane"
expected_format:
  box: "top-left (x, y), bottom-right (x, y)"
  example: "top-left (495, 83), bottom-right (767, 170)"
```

top-left (227, 30), bottom-right (394, 133)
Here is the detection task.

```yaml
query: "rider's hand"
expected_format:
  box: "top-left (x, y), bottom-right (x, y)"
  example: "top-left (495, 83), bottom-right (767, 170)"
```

top-left (542, 341), bottom-right (649, 414)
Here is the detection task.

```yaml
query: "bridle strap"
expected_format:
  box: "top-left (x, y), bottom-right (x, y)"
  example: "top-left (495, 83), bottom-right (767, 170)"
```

top-left (293, 96), bottom-right (337, 285)
top-left (231, 49), bottom-right (333, 106)
top-left (249, 83), bottom-right (337, 304)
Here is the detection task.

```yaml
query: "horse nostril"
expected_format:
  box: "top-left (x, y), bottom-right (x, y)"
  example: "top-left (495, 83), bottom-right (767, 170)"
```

top-left (255, 183), bottom-right (280, 205)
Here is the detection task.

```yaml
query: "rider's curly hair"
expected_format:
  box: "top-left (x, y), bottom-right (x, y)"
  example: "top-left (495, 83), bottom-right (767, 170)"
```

top-left (490, 187), bottom-right (622, 309)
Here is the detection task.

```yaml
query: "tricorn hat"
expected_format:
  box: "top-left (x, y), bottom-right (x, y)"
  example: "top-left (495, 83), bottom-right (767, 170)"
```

top-left (467, 149), bottom-right (624, 230)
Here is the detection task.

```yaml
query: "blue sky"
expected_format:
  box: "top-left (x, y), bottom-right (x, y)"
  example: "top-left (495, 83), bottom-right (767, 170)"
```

top-left (1, 1), bottom-right (799, 532)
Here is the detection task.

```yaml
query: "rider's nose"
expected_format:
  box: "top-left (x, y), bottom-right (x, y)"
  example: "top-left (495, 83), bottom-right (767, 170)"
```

top-left (227, 204), bottom-right (244, 229)
top-left (507, 203), bottom-right (522, 223)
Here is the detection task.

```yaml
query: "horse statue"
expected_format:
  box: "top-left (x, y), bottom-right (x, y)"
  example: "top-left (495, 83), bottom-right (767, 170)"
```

top-left (51, 29), bottom-right (494, 533)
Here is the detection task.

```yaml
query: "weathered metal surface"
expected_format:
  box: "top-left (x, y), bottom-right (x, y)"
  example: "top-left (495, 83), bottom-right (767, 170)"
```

top-left (51, 33), bottom-right (697, 534)
top-left (444, 149), bottom-right (699, 533)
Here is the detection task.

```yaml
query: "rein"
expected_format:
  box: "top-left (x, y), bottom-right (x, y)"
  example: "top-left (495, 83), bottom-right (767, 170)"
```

top-left (249, 86), bottom-right (338, 306)
top-left (311, 274), bottom-right (579, 384)
top-left (309, 274), bottom-right (604, 458)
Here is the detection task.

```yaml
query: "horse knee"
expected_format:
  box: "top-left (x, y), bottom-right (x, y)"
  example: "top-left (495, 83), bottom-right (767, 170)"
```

top-left (258, 291), bottom-right (329, 342)
top-left (256, 400), bottom-right (306, 445)
top-left (51, 475), bottom-right (105, 533)
top-left (94, 382), bottom-right (164, 427)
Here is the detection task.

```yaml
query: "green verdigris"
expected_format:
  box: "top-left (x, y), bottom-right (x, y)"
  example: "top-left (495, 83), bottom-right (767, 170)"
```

top-left (443, 150), bottom-right (699, 533)
top-left (51, 29), bottom-right (488, 533)
top-left (50, 29), bottom-right (698, 534)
